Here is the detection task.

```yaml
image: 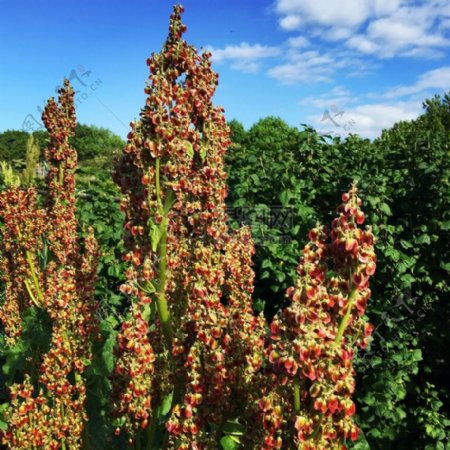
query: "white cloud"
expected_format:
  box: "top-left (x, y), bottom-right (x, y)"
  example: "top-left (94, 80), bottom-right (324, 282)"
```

top-left (280, 15), bottom-right (302, 30)
top-left (310, 100), bottom-right (422, 138)
top-left (268, 48), bottom-right (377, 84)
top-left (372, 0), bottom-right (402, 16)
top-left (208, 43), bottom-right (281, 73)
top-left (268, 50), bottom-right (336, 84)
top-left (323, 27), bottom-right (354, 41)
top-left (274, 0), bottom-right (450, 59)
top-left (303, 66), bottom-right (449, 138)
top-left (287, 35), bottom-right (310, 48)
top-left (210, 42), bottom-right (281, 63)
top-left (276, 0), bottom-right (372, 30)
top-left (400, 47), bottom-right (445, 59)
top-left (300, 86), bottom-right (355, 109)
top-left (346, 35), bottom-right (380, 54)
top-left (384, 66), bottom-right (450, 98)
top-left (344, 101), bottom-right (421, 138)
top-left (360, 11), bottom-right (450, 57)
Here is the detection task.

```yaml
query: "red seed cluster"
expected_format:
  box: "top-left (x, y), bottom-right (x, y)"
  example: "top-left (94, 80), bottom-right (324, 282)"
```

top-left (112, 5), bottom-right (267, 447)
top-left (111, 307), bottom-right (156, 435)
top-left (263, 186), bottom-right (376, 449)
top-left (41, 79), bottom-right (78, 265)
top-left (0, 81), bottom-right (99, 449)
top-left (110, 6), bottom-right (377, 450)
top-left (0, 188), bottom-right (46, 343)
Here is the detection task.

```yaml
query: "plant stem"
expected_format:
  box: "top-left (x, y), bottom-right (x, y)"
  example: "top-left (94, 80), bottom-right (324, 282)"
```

top-left (145, 403), bottom-right (159, 450)
top-left (25, 249), bottom-right (44, 304)
top-left (16, 227), bottom-right (44, 305)
top-left (153, 158), bottom-right (173, 349)
top-left (335, 287), bottom-right (358, 345)
top-left (149, 159), bottom-right (180, 449)
top-left (293, 376), bottom-right (300, 413)
top-left (155, 216), bottom-right (173, 348)
top-left (24, 278), bottom-right (39, 307)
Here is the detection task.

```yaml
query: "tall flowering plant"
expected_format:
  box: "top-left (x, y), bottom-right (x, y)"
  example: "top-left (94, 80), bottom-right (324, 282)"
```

top-left (0, 80), bottom-right (99, 449)
top-left (111, 5), bottom-right (376, 450)
top-left (112, 5), bottom-right (265, 448)
top-left (263, 186), bottom-right (376, 450)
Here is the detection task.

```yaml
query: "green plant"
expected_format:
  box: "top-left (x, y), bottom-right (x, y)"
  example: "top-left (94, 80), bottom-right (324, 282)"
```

top-left (21, 134), bottom-right (40, 186)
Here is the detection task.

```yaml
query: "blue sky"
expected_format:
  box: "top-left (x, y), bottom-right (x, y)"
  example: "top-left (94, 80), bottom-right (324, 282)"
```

top-left (0, 0), bottom-right (449, 139)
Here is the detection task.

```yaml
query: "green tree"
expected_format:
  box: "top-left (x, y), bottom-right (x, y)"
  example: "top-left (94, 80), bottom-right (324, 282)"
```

top-left (73, 124), bottom-right (125, 161)
top-left (0, 130), bottom-right (29, 162)
top-left (227, 119), bottom-right (246, 145)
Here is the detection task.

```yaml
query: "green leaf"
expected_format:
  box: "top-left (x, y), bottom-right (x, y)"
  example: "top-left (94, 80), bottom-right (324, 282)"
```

top-left (260, 270), bottom-right (270, 280)
top-left (279, 190), bottom-right (291, 206)
top-left (149, 220), bottom-right (163, 252)
top-left (416, 234), bottom-right (431, 245)
top-left (185, 141), bottom-right (194, 158)
top-left (379, 203), bottom-right (392, 216)
top-left (101, 327), bottom-right (117, 375)
top-left (0, 402), bottom-right (10, 431)
top-left (159, 393), bottom-right (173, 417)
top-left (199, 146), bottom-right (207, 162)
top-left (220, 436), bottom-right (239, 450)
top-left (223, 420), bottom-right (245, 436)
top-left (276, 271), bottom-right (286, 282)
top-left (0, 418), bottom-right (7, 432)
top-left (399, 239), bottom-right (413, 249)
top-left (250, 174), bottom-right (260, 185)
top-left (400, 274), bottom-right (415, 285)
top-left (144, 281), bottom-right (157, 294)
top-left (411, 349), bottom-right (423, 362)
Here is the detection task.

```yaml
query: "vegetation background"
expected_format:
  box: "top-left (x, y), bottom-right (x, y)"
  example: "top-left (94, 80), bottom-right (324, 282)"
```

top-left (0, 92), bottom-right (449, 449)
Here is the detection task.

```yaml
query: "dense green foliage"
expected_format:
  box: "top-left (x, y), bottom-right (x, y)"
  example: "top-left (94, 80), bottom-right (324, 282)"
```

top-left (226, 93), bottom-right (450, 449)
top-left (73, 124), bottom-right (125, 162)
top-left (0, 124), bottom-right (124, 166)
top-left (0, 93), bottom-right (449, 449)
top-left (0, 131), bottom-right (29, 163)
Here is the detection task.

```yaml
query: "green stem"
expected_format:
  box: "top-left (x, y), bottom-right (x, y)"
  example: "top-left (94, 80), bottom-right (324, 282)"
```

top-left (16, 227), bottom-right (44, 305)
top-left (24, 278), bottom-right (39, 307)
top-left (335, 287), bottom-right (358, 344)
top-left (153, 158), bottom-right (173, 350)
top-left (25, 250), bottom-right (44, 303)
top-left (155, 216), bottom-right (173, 348)
top-left (145, 402), bottom-right (160, 450)
top-left (145, 420), bottom-right (157, 450)
top-left (293, 376), bottom-right (300, 413)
